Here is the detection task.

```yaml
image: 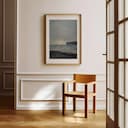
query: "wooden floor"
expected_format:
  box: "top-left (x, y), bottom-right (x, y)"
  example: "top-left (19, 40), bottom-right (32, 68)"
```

top-left (0, 110), bottom-right (106, 128)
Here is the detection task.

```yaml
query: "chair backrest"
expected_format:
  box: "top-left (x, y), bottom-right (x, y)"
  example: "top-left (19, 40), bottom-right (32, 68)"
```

top-left (73, 74), bottom-right (96, 83)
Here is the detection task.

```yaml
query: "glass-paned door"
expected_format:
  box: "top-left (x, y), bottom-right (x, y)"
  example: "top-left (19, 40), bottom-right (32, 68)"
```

top-left (106, 0), bottom-right (115, 127)
top-left (118, 0), bottom-right (128, 127)
top-left (106, 0), bottom-right (128, 127)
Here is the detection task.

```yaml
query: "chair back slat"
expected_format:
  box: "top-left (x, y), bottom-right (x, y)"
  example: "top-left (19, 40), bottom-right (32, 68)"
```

top-left (74, 74), bottom-right (96, 83)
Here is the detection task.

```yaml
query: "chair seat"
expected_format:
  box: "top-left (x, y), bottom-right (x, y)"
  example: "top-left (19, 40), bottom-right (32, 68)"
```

top-left (64, 91), bottom-right (96, 98)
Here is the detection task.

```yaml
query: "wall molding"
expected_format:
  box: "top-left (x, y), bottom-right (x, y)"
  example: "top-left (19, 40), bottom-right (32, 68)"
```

top-left (2, 0), bottom-right (6, 62)
top-left (16, 74), bottom-right (106, 110)
top-left (2, 0), bottom-right (15, 63)
top-left (16, 73), bottom-right (106, 82)
top-left (19, 78), bottom-right (70, 101)
top-left (17, 72), bottom-right (106, 76)
top-left (0, 66), bottom-right (14, 69)
top-left (2, 71), bottom-right (14, 90)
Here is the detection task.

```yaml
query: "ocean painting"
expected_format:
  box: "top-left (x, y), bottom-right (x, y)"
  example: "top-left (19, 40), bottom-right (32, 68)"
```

top-left (49, 20), bottom-right (77, 59)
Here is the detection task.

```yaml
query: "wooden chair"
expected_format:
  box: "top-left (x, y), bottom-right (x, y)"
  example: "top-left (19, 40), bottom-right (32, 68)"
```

top-left (62, 74), bottom-right (96, 118)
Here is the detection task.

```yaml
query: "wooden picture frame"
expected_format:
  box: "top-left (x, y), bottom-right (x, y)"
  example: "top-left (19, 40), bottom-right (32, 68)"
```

top-left (45, 14), bottom-right (81, 64)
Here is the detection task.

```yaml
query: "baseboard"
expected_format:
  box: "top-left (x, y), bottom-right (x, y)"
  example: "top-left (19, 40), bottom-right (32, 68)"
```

top-left (16, 100), bottom-right (106, 110)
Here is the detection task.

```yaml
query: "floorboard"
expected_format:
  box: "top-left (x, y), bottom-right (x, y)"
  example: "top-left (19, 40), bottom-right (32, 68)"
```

top-left (0, 110), bottom-right (106, 128)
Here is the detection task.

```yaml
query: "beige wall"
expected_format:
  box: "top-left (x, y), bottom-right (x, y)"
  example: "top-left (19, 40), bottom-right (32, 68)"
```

top-left (16, 0), bottom-right (106, 110)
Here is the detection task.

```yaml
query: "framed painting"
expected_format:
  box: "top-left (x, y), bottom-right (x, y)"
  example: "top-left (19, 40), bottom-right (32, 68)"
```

top-left (45, 14), bottom-right (81, 64)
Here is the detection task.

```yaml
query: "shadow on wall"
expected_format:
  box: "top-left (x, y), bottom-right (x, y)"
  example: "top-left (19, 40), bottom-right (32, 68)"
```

top-left (40, 15), bottom-right (45, 64)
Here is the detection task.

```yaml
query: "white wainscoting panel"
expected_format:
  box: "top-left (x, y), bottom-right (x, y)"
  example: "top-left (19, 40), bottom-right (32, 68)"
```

top-left (16, 74), bottom-right (106, 110)
top-left (20, 79), bottom-right (63, 101)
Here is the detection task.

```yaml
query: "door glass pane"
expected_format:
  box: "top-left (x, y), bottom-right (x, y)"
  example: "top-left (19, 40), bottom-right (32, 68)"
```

top-left (119, 23), bottom-right (124, 58)
top-left (109, 34), bottom-right (114, 61)
top-left (118, 97), bottom-right (124, 128)
top-left (119, 62), bottom-right (124, 96)
top-left (125, 62), bottom-right (128, 99)
top-left (107, 5), bottom-right (110, 32)
top-left (110, 92), bottom-right (114, 120)
top-left (109, 0), bottom-right (114, 31)
top-left (107, 34), bottom-right (114, 61)
top-left (125, 21), bottom-right (128, 58)
top-left (107, 90), bottom-right (110, 115)
top-left (125, 0), bottom-right (128, 18)
top-left (119, 0), bottom-right (124, 21)
top-left (125, 101), bottom-right (128, 128)
top-left (108, 64), bottom-right (114, 90)
top-left (107, 64), bottom-right (110, 89)
top-left (107, 35), bottom-right (110, 61)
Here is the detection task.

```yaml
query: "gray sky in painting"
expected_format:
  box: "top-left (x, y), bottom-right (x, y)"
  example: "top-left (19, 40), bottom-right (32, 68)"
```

top-left (50, 20), bottom-right (77, 45)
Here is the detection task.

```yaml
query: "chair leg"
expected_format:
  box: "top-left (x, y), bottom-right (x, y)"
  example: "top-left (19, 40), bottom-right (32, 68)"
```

top-left (62, 95), bottom-right (66, 115)
top-left (93, 83), bottom-right (96, 113)
top-left (93, 96), bottom-right (96, 113)
top-left (73, 82), bottom-right (76, 112)
top-left (84, 85), bottom-right (88, 118)
top-left (62, 83), bottom-right (66, 115)
top-left (73, 97), bottom-right (76, 112)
